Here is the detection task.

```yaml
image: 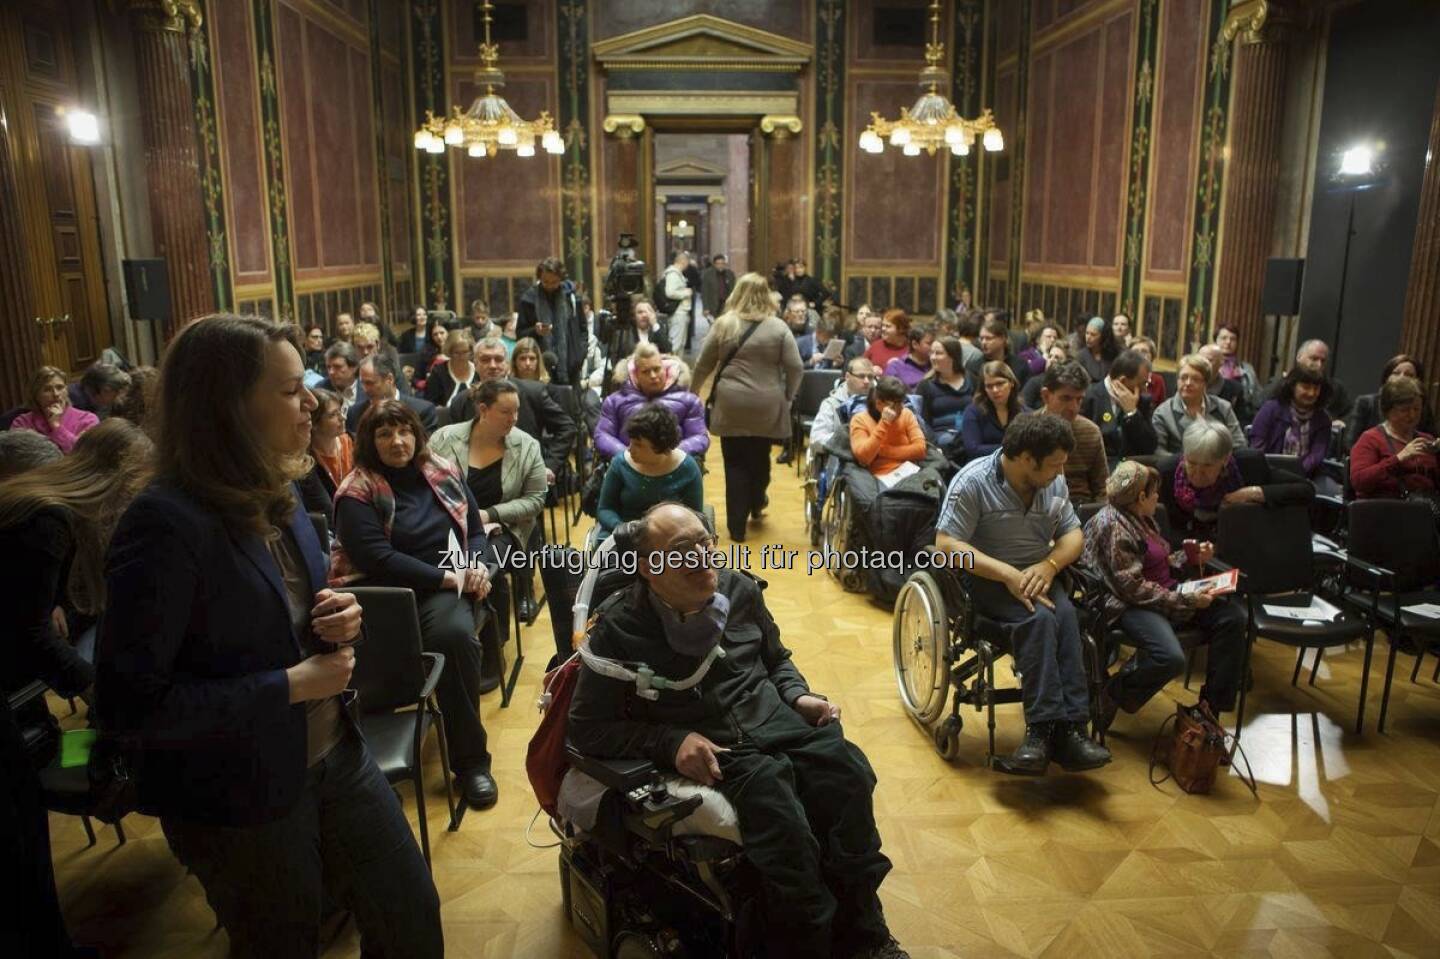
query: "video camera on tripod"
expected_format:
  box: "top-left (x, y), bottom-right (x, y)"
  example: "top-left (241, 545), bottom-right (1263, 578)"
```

top-left (596, 233), bottom-right (647, 391)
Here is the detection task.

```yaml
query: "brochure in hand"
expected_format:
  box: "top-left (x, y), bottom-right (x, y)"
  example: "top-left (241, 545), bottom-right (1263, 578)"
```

top-left (1176, 568), bottom-right (1239, 596)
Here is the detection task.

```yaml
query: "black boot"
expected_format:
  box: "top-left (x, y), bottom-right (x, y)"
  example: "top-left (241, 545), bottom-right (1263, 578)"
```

top-left (1050, 722), bottom-right (1112, 772)
top-left (994, 722), bottom-right (1051, 775)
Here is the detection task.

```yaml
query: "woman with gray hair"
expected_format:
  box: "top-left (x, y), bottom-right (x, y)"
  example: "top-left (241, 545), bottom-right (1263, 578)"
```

top-left (1082, 460), bottom-right (1247, 730)
top-left (1158, 419), bottom-right (1312, 542)
top-left (1151, 353), bottom-right (1245, 454)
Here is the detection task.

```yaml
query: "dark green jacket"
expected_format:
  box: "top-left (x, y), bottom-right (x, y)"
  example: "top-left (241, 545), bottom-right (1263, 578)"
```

top-left (568, 569), bottom-right (812, 770)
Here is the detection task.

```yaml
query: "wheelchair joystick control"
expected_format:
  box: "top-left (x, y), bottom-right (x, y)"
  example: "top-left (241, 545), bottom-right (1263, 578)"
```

top-left (646, 773), bottom-right (669, 803)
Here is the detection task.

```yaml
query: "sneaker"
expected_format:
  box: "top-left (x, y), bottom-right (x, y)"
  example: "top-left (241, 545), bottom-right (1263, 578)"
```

top-left (993, 722), bottom-right (1051, 775)
top-left (1051, 722), bottom-right (1112, 772)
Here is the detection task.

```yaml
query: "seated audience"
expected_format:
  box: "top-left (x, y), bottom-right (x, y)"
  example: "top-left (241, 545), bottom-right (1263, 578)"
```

top-left (346, 352), bottom-right (439, 435)
top-left (319, 341), bottom-right (362, 419)
top-left (397, 305), bottom-right (431, 353)
top-left (1019, 320), bottom-right (1059, 377)
top-left (417, 320), bottom-right (450, 385)
top-left (467, 298), bottom-right (497, 343)
top-left (568, 502), bottom-right (905, 959)
top-left (797, 309), bottom-right (845, 370)
top-left (107, 365), bottom-right (159, 430)
top-left (608, 296), bottom-right (673, 359)
top-left (352, 321), bottom-right (382, 362)
top-left (67, 362), bottom-right (131, 417)
top-left (1151, 354), bottom-right (1244, 454)
top-left (1350, 375), bottom-right (1439, 502)
top-left (332, 399), bottom-right (498, 811)
top-left (1074, 316), bottom-right (1119, 384)
top-left (596, 405), bottom-right (704, 535)
top-left (968, 314), bottom-right (1030, 386)
top-left (1131, 336), bottom-right (1167, 406)
top-left (1082, 461), bottom-right (1245, 732)
top-left (501, 312), bottom-right (519, 355)
top-left (1021, 338), bottom-right (1069, 410)
top-left (9, 366), bottom-right (99, 453)
top-left (936, 413), bottom-right (1111, 775)
top-left (1111, 313), bottom-right (1133, 349)
top-left (1346, 354), bottom-right (1435, 448)
top-left (331, 310), bottom-right (355, 344)
top-left (1160, 419), bottom-right (1313, 543)
top-left (303, 327), bottom-right (326, 371)
top-left (424, 329), bottom-right (479, 406)
top-left (512, 337), bottom-right (549, 383)
top-left (448, 337), bottom-right (576, 478)
top-left (917, 337), bottom-right (974, 452)
top-left (0, 429), bottom-right (62, 480)
top-left (98, 317), bottom-right (442, 956)
top-left (783, 293), bottom-right (818, 338)
top-left (810, 357), bottom-right (876, 452)
top-left (1198, 343), bottom-right (1249, 419)
top-left (960, 361), bottom-right (1021, 462)
top-left (850, 375), bottom-right (928, 477)
top-left (595, 343), bottom-right (708, 461)
top-left (864, 308), bottom-right (912, 371)
top-left (1038, 362), bottom-right (1108, 505)
top-left (304, 388), bottom-right (354, 523)
top-left (1261, 338), bottom-right (1351, 418)
top-left (954, 312), bottom-right (984, 370)
top-left (1248, 365), bottom-right (1334, 477)
top-left (358, 301), bottom-right (399, 347)
top-left (1213, 324), bottom-right (1259, 413)
top-left (883, 324), bottom-right (935, 391)
top-left (1082, 348), bottom-right (1158, 461)
top-left (0, 419), bottom-right (151, 957)
top-left (431, 379), bottom-right (549, 658)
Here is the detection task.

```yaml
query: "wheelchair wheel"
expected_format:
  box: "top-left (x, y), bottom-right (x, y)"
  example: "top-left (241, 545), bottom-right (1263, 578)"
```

top-left (893, 572), bottom-right (951, 726)
top-left (933, 715), bottom-right (963, 761)
top-left (821, 480), bottom-right (847, 558)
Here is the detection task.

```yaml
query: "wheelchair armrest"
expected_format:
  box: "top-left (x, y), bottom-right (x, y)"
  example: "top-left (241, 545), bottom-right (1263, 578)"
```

top-left (419, 651), bottom-right (446, 702)
top-left (566, 747), bottom-right (657, 792)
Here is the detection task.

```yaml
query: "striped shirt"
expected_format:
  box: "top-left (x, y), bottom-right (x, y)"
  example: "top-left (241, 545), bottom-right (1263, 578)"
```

top-left (937, 449), bottom-right (1080, 568)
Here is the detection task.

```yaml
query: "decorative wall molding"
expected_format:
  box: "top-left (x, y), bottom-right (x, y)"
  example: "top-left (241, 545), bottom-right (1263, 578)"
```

top-left (606, 91), bottom-right (799, 117)
top-left (591, 14), bottom-right (812, 72)
top-left (189, 0), bottom-right (233, 310)
top-left (812, 0), bottom-right (843, 289)
top-left (1184, 0), bottom-right (1236, 349)
top-left (1005, 0), bottom-right (1032, 314)
top-left (602, 114), bottom-right (645, 137)
top-left (1119, 0), bottom-right (1160, 317)
top-left (252, 0), bottom-right (294, 318)
top-left (945, 0), bottom-right (985, 304)
top-left (411, 0), bottom-right (452, 308)
top-left (367, 0), bottom-right (394, 316)
top-left (558, 0), bottom-right (593, 292)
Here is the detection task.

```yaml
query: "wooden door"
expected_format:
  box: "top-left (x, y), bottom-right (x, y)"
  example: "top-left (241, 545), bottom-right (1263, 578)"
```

top-left (0, 0), bottom-right (111, 374)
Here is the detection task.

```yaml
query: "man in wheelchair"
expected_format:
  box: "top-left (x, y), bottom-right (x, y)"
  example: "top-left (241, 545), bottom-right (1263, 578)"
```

top-left (935, 413), bottom-right (1113, 776)
top-left (568, 503), bottom-right (907, 959)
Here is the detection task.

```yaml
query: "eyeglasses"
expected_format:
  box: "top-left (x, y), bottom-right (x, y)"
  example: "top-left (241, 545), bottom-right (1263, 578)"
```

top-left (848, 371), bottom-right (876, 380)
top-left (666, 533), bottom-right (716, 555)
top-left (984, 380), bottom-right (1011, 391)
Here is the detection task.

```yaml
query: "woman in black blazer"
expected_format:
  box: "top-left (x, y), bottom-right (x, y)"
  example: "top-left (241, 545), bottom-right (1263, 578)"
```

top-left (97, 316), bottom-right (442, 958)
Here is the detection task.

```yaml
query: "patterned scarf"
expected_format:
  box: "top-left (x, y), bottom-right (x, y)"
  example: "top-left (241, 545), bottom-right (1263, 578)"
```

top-left (328, 455), bottom-right (470, 586)
top-left (1173, 456), bottom-right (1242, 516)
top-left (1282, 403), bottom-right (1314, 456)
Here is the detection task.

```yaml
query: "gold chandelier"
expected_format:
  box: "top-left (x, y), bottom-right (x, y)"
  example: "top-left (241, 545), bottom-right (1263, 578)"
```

top-left (413, 0), bottom-right (562, 159)
top-left (857, 0), bottom-right (1003, 158)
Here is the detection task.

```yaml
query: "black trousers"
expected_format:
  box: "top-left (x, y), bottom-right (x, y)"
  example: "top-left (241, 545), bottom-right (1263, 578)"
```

top-left (162, 730), bottom-right (442, 959)
top-left (712, 714), bottom-right (892, 959)
top-left (414, 590), bottom-right (490, 773)
top-left (1, 701), bottom-right (75, 957)
top-left (719, 435), bottom-right (774, 540)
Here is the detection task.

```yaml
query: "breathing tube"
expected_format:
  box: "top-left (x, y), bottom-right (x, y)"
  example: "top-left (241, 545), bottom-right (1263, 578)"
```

top-left (565, 529), bottom-right (725, 701)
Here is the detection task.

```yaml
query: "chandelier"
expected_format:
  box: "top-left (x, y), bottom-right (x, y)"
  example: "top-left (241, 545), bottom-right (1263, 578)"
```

top-left (857, 0), bottom-right (1003, 158)
top-left (412, 0), bottom-right (563, 159)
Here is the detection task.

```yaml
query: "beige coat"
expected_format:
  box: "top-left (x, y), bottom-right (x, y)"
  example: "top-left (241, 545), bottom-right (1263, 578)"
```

top-left (428, 422), bottom-right (548, 547)
top-left (690, 315), bottom-right (803, 439)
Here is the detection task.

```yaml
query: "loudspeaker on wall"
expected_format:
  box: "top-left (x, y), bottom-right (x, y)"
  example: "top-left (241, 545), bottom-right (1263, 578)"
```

top-left (1261, 258), bottom-right (1304, 316)
top-left (122, 259), bottom-right (172, 323)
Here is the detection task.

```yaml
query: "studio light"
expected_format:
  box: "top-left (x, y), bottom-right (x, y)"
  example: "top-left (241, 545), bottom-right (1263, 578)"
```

top-left (1338, 145), bottom-right (1373, 177)
top-left (66, 110), bottom-right (100, 145)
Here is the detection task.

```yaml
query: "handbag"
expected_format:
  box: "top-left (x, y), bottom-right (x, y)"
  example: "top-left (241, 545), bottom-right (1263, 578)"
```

top-left (526, 653), bottom-right (582, 818)
top-left (703, 320), bottom-right (761, 429)
top-left (580, 458), bottom-right (608, 518)
top-left (1149, 701), bottom-right (1256, 797)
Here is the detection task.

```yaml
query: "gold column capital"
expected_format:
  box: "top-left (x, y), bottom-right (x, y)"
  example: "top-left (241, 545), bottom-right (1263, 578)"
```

top-left (1221, 0), bottom-right (1299, 46)
top-left (602, 114), bottom-right (646, 139)
top-left (760, 114), bottom-right (803, 139)
top-left (125, 0), bottom-right (203, 34)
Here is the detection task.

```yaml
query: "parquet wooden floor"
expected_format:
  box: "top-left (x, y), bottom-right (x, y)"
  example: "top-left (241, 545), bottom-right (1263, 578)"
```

top-left (49, 448), bottom-right (1440, 957)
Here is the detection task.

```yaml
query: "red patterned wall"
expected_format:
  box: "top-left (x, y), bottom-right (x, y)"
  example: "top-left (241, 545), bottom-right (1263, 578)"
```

top-left (210, 0), bottom-right (270, 284)
top-left (1144, 0), bottom-right (1206, 280)
top-left (847, 79), bottom-right (944, 264)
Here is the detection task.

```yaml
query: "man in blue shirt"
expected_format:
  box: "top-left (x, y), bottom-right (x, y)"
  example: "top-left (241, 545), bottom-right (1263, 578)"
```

top-left (935, 413), bottom-right (1111, 775)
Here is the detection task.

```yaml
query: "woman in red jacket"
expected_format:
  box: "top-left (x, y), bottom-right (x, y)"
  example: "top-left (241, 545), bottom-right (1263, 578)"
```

top-left (1350, 375), bottom-right (1438, 502)
top-left (849, 375), bottom-right (927, 476)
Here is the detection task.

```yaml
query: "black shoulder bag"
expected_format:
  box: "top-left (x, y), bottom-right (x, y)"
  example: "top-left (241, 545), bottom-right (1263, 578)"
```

top-left (704, 320), bottom-right (761, 429)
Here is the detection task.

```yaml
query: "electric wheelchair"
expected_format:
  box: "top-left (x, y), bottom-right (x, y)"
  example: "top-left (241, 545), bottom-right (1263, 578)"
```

top-left (891, 546), bottom-right (1107, 765)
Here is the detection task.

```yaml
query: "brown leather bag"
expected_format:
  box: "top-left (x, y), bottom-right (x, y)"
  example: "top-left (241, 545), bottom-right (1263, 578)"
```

top-left (1150, 702), bottom-right (1256, 796)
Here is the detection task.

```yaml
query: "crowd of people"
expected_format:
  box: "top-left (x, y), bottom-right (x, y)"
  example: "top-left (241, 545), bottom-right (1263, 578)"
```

top-left (3, 259), bottom-right (1438, 957)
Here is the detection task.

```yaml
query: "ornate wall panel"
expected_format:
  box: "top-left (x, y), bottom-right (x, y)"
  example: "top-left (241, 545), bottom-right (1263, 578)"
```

top-left (812, 0), bottom-right (843, 289)
top-left (558, 0), bottom-right (593, 290)
top-left (592, 2), bottom-right (809, 43)
top-left (1182, 0), bottom-right (1234, 351)
top-left (944, 0), bottom-right (984, 303)
top-left (1143, 0), bottom-right (1206, 282)
top-left (412, 0), bottom-right (452, 308)
top-left (1118, 0), bottom-right (1159, 315)
top-left (252, 0), bottom-right (295, 317)
top-left (189, 2), bottom-right (232, 309)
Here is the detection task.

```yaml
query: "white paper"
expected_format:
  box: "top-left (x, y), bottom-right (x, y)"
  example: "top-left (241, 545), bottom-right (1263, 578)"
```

top-left (1403, 603), bottom-right (1440, 619)
top-left (1263, 596), bottom-right (1342, 622)
top-left (877, 460), bottom-right (921, 489)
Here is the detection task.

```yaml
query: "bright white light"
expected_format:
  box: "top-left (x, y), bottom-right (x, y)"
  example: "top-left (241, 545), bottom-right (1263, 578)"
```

top-left (889, 127), bottom-right (910, 147)
top-left (858, 129), bottom-right (880, 152)
top-left (443, 124), bottom-right (463, 146)
top-left (944, 125), bottom-right (964, 145)
top-left (902, 142), bottom-right (921, 156)
top-left (951, 141), bottom-right (969, 156)
top-left (425, 137), bottom-right (445, 154)
top-left (543, 130), bottom-right (564, 154)
top-left (467, 143), bottom-right (484, 157)
top-left (414, 129), bottom-right (433, 150)
top-left (866, 138), bottom-right (884, 154)
top-left (66, 110), bottom-right (100, 145)
top-left (1339, 144), bottom-right (1373, 176)
top-left (497, 125), bottom-right (518, 146)
top-left (983, 128), bottom-right (1004, 152)
top-left (517, 142), bottom-right (535, 157)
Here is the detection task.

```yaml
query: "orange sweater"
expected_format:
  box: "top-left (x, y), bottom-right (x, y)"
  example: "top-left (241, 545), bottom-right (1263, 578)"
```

top-left (850, 408), bottom-right (927, 475)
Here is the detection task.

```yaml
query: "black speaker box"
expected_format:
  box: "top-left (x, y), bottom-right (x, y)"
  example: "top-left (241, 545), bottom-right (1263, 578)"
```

top-left (1261, 258), bottom-right (1304, 316)
top-left (122, 258), bottom-right (172, 323)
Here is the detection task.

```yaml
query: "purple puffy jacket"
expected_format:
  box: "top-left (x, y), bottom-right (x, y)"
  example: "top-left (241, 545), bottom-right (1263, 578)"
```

top-left (595, 365), bottom-right (710, 460)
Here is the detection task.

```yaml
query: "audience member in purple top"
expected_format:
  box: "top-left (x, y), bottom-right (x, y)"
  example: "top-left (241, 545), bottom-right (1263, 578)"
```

top-left (594, 343), bottom-right (709, 461)
top-left (883, 325), bottom-right (935, 391)
top-left (8, 366), bottom-right (99, 454)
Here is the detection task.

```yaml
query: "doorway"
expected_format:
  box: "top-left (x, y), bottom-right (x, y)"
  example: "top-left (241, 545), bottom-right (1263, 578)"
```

top-left (651, 131), bottom-right (752, 275)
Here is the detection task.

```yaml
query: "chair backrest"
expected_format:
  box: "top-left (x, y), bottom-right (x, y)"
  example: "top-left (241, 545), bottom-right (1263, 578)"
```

top-left (1216, 503), bottom-right (1313, 595)
top-left (397, 351), bottom-right (424, 371)
top-left (1075, 500), bottom-right (1105, 527)
top-left (1347, 498), bottom-right (1440, 591)
top-left (307, 511), bottom-right (330, 551)
top-left (339, 586), bottom-right (428, 714)
top-left (794, 370), bottom-right (841, 419)
top-left (547, 382), bottom-right (580, 417)
top-left (1160, 370), bottom-right (1178, 397)
top-left (1265, 453), bottom-right (1302, 477)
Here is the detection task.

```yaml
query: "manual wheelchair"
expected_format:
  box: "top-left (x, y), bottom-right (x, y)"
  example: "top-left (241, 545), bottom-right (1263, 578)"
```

top-left (891, 546), bottom-right (1107, 765)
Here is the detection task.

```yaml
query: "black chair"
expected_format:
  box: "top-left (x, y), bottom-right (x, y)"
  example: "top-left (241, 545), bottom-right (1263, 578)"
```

top-left (790, 370), bottom-right (842, 474)
top-left (1216, 503), bottom-right (1372, 735)
top-left (546, 383), bottom-right (580, 548)
top-left (397, 351), bottom-right (425, 372)
top-left (338, 586), bottom-right (459, 866)
top-left (1340, 499), bottom-right (1440, 733)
